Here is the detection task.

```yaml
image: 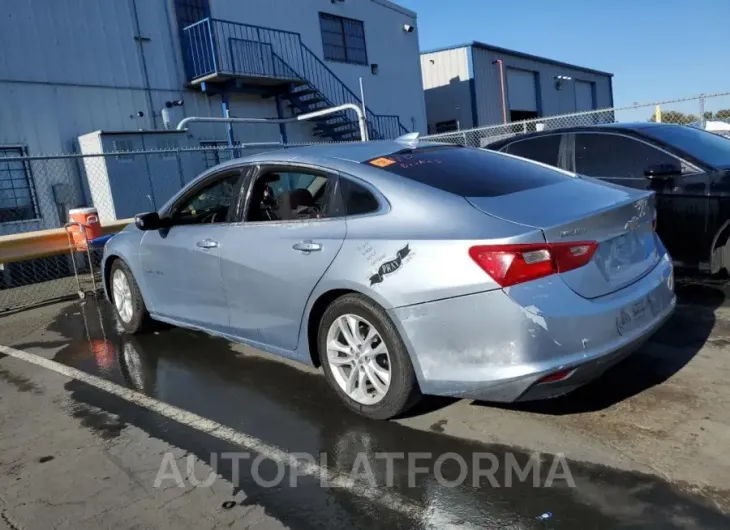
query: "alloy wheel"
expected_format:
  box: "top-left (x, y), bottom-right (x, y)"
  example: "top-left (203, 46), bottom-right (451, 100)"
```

top-left (326, 314), bottom-right (391, 405)
top-left (112, 269), bottom-right (134, 323)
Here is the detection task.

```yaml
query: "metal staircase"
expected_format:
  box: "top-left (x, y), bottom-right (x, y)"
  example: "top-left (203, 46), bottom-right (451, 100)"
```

top-left (181, 18), bottom-right (409, 142)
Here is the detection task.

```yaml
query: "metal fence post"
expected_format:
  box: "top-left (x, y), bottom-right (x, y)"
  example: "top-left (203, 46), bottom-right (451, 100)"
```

top-left (699, 94), bottom-right (706, 129)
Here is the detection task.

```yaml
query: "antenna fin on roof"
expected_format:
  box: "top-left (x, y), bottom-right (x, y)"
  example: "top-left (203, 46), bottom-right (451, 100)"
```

top-left (395, 132), bottom-right (420, 146)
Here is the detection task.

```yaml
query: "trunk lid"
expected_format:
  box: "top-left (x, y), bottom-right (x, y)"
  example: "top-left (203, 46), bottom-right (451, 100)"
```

top-left (467, 178), bottom-right (661, 298)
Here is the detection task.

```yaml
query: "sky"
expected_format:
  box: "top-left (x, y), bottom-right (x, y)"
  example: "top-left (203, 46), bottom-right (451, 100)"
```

top-left (396, 0), bottom-right (730, 115)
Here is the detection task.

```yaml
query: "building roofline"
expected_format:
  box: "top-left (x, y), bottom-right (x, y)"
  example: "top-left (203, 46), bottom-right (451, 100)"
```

top-left (371, 0), bottom-right (417, 18)
top-left (421, 41), bottom-right (613, 77)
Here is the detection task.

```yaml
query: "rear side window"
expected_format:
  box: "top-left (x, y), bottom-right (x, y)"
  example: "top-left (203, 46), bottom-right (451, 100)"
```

top-left (503, 135), bottom-right (562, 167)
top-left (575, 133), bottom-right (677, 178)
top-left (340, 178), bottom-right (379, 216)
top-left (363, 146), bottom-right (570, 197)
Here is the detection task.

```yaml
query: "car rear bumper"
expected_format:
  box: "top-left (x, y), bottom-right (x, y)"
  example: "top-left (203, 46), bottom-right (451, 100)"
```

top-left (388, 253), bottom-right (675, 402)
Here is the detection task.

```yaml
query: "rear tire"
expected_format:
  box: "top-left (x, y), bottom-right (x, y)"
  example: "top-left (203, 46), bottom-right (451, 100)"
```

top-left (318, 294), bottom-right (422, 420)
top-left (109, 259), bottom-right (152, 334)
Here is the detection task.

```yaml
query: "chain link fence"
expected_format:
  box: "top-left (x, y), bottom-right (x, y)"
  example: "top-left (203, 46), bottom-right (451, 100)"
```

top-left (0, 144), bottom-right (292, 312)
top-left (422, 92), bottom-right (730, 146)
top-left (2, 91), bottom-right (730, 312)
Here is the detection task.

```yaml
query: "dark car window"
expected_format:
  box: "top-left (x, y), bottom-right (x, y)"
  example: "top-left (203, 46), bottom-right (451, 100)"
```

top-left (172, 173), bottom-right (240, 225)
top-left (574, 133), bottom-right (677, 178)
top-left (363, 146), bottom-right (571, 197)
top-left (503, 135), bottom-right (562, 167)
top-left (639, 125), bottom-right (730, 169)
top-left (340, 178), bottom-right (379, 216)
top-left (245, 170), bottom-right (330, 222)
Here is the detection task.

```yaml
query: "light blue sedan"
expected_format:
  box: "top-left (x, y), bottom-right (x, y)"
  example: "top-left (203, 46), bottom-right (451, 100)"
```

top-left (102, 139), bottom-right (676, 419)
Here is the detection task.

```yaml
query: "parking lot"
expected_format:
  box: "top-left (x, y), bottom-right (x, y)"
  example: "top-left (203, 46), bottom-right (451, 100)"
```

top-left (0, 275), bottom-right (728, 529)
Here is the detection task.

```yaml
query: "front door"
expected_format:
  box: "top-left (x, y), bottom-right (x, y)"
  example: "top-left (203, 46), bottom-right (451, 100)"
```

top-left (220, 166), bottom-right (346, 350)
top-left (572, 132), bottom-right (709, 265)
top-left (140, 169), bottom-right (243, 332)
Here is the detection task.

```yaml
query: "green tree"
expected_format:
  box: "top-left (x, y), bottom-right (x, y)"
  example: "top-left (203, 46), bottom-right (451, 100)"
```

top-left (714, 109), bottom-right (730, 120)
top-left (649, 110), bottom-right (698, 124)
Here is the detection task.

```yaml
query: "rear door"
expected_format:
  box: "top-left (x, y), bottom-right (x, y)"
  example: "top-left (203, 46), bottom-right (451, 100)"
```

top-left (219, 165), bottom-right (346, 350)
top-left (571, 131), bottom-right (709, 265)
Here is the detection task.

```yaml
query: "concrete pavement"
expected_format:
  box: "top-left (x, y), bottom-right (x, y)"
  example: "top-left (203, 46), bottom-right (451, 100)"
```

top-left (0, 276), bottom-right (729, 528)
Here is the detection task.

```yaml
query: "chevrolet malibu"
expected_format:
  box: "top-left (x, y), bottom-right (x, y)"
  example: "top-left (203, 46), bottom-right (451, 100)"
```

top-left (102, 139), bottom-right (676, 419)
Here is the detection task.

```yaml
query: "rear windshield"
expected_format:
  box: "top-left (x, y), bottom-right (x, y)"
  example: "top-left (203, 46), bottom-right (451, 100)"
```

top-left (363, 145), bottom-right (571, 197)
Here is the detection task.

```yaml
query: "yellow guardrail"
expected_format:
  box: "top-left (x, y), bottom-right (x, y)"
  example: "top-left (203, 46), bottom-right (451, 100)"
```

top-left (0, 219), bottom-right (132, 264)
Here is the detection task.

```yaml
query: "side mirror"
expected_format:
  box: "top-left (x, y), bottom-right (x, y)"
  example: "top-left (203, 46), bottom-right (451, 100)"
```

top-left (134, 212), bottom-right (169, 231)
top-left (644, 162), bottom-right (681, 179)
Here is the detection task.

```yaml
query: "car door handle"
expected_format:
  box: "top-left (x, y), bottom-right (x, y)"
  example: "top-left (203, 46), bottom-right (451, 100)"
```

top-left (292, 240), bottom-right (322, 252)
top-left (196, 239), bottom-right (219, 250)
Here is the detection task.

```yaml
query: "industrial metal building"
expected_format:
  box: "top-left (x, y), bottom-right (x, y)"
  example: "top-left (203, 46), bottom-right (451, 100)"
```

top-left (420, 42), bottom-right (613, 134)
top-left (0, 0), bottom-right (426, 235)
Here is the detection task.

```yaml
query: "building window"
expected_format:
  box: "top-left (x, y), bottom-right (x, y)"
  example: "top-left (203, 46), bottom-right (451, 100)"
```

top-left (319, 13), bottom-right (368, 65)
top-left (0, 146), bottom-right (37, 223)
top-left (435, 120), bottom-right (459, 133)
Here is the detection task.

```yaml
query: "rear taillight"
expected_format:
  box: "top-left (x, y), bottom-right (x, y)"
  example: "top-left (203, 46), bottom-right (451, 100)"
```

top-left (469, 241), bottom-right (598, 287)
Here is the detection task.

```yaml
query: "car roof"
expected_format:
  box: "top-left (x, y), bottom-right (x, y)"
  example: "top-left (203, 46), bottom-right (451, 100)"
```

top-left (212, 139), bottom-right (449, 169)
top-left (487, 122), bottom-right (683, 146)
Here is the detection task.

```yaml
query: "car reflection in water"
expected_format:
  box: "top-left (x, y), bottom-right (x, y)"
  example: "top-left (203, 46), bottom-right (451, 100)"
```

top-left (118, 337), bottom-right (158, 394)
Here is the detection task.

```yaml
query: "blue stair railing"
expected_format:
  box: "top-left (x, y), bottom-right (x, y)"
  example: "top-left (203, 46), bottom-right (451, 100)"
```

top-left (182, 18), bottom-right (409, 140)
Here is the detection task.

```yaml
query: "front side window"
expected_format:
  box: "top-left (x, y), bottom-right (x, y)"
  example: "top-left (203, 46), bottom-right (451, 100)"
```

top-left (173, 173), bottom-right (240, 225)
top-left (0, 147), bottom-right (37, 223)
top-left (246, 170), bottom-right (330, 222)
top-left (574, 133), bottom-right (678, 178)
top-left (639, 125), bottom-right (730, 169)
top-left (503, 135), bottom-right (562, 167)
top-left (319, 13), bottom-right (367, 65)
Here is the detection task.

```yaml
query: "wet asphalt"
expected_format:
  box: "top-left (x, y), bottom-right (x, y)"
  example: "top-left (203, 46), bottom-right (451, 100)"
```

top-left (8, 277), bottom-right (730, 529)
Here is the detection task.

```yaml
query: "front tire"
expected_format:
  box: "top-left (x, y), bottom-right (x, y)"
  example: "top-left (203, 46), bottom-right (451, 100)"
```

top-left (109, 259), bottom-right (152, 334)
top-left (318, 294), bottom-right (422, 420)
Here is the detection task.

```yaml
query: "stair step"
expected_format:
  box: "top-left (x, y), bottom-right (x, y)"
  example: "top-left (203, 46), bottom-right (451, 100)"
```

top-left (314, 121), bottom-right (357, 131)
top-left (290, 87), bottom-right (319, 97)
top-left (314, 126), bottom-right (359, 137)
top-left (288, 98), bottom-right (327, 110)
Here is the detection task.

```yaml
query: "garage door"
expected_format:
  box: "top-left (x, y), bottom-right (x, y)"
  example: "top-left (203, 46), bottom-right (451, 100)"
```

top-left (574, 81), bottom-right (595, 111)
top-left (507, 69), bottom-right (537, 112)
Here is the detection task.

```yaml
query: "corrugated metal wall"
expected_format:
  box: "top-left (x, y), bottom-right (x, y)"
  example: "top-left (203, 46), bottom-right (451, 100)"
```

top-left (0, 0), bottom-right (186, 154)
top-left (209, 0), bottom-right (427, 134)
top-left (420, 48), bottom-right (475, 132)
top-left (471, 46), bottom-right (612, 127)
top-left (0, 0), bottom-right (425, 155)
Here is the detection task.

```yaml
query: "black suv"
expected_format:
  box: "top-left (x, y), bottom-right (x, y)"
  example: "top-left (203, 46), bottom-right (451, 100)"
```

top-left (488, 123), bottom-right (730, 275)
